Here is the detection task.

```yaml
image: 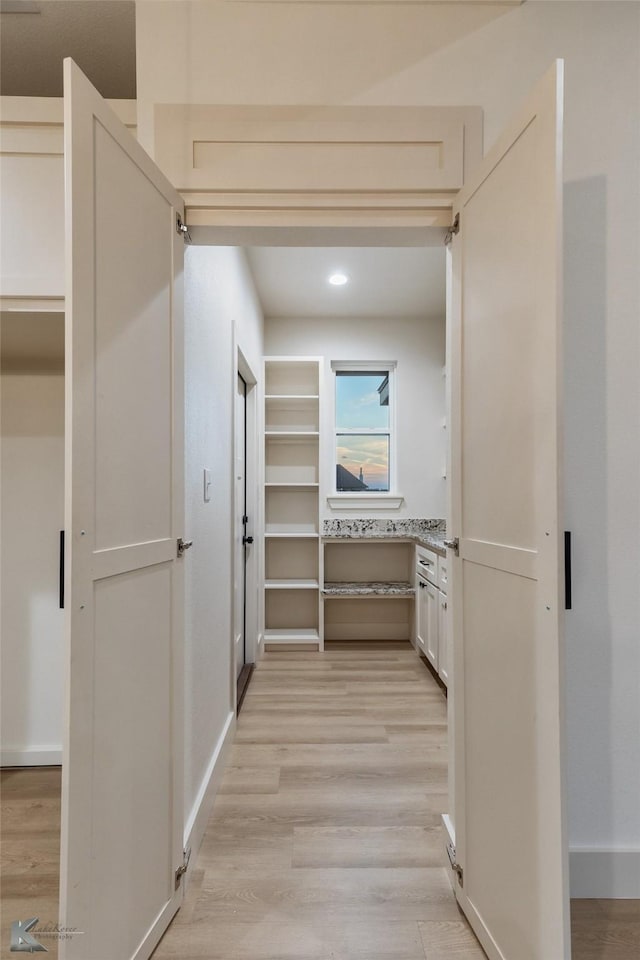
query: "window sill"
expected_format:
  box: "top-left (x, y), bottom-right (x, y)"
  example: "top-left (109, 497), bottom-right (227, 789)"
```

top-left (326, 495), bottom-right (405, 511)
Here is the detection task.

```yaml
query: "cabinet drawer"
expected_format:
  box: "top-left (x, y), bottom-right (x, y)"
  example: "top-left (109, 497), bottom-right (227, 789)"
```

top-left (416, 546), bottom-right (438, 581)
top-left (437, 556), bottom-right (448, 593)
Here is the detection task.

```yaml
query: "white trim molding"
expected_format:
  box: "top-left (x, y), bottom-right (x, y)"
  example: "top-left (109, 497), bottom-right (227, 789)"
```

top-left (1, 746), bottom-right (62, 767)
top-left (570, 847), bottom-right (640, 898)
top-left (183, 711), bottom-right (236, 886)
top-left (327, 495), bottom-right (404, 510)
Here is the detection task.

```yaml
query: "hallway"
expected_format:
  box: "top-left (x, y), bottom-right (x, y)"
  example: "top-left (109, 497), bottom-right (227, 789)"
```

top-left (152, 642), bottom-right (484, 959)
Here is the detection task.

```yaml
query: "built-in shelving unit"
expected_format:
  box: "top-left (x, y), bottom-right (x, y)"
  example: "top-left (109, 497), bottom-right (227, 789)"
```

top-left (322, 540), bottom-right (414, 642)
top-left (263, 358), bottom-right (323, 649)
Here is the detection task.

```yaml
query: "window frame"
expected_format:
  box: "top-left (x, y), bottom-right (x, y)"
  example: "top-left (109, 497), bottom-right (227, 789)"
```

top-left (329, 360), bottom-right (403, 509)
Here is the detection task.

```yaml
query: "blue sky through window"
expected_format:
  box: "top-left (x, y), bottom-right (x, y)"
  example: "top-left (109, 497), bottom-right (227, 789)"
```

top-left (336, 372), bottom-right (390, 491)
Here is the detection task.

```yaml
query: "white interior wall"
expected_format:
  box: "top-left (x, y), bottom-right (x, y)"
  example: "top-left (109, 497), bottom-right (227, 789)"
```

top-left (265, 316), bottom-right (445, 520)
top-left (1, 371), bottom-right (65, 764)
top-left (137, 0), bottom-right (640, 892)
top-left (183, 245), bottom-right (263, 847)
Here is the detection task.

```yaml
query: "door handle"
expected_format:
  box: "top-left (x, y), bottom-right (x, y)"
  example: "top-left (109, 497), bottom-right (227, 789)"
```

top-left (243, 535), bottom-right (254, 545)
top-left (59, 530), bottom-right (65, 609)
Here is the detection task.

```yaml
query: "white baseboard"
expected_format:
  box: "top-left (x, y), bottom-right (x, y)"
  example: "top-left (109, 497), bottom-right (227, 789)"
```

top-left (442, 813), bottom-right (455, 846)
top-left (183, 711), bottom-right (236, 884)
top-left (1, 746), bottom-right (62, 766)
top-left (570, 847), bottom-right (640, 898)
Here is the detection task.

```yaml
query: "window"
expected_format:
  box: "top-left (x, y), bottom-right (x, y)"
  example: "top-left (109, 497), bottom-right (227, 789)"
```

top-left (334, 367), bottom-right (394, 493)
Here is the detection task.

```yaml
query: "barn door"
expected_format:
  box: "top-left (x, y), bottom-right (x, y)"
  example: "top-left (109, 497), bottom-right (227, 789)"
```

top-left (61, 60), bottom-right (185, 960)
top-left (449, 62), bottom-right (569, 959)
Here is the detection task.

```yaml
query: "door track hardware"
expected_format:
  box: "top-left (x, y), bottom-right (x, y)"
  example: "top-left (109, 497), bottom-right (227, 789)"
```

top-left (444, 213), bottom-right (460, 246)
top-left (175, 847), bottom-right (192, 889)
top-left (446, 840), bottom-right (464, 887)
top-left (176, 214), bottom-right (192, 244)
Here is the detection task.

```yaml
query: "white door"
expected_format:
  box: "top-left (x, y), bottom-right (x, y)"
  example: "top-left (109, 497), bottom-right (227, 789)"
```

top-left (61, 60), bottom-right (185, 960)
top-left (449, 62), bottom-right (569, 959)
top-left (234, 373), bottom-right (247, 684)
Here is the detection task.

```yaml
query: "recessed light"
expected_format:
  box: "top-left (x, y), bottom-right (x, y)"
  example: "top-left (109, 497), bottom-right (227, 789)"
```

top-left (328, 272), bottom-right (348, 286)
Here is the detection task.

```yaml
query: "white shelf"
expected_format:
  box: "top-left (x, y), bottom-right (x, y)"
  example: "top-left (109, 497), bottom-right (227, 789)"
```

top-left (265, 527), bottom-right (319, 538)
top-left (265, 482), bottom-right (319, 488)
top-left (265, 431), bottom-right (320, 441)
top-left (264, 629), bottom-right (320, 644)
top-left (265, 394), bottom-right (320, 401)
top-left (265, 579), bottom-right (319, 590)
top-left (264, 523), bottom-right (319, 537)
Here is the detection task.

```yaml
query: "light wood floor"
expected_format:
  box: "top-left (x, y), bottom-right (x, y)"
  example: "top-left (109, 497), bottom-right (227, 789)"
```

top-left (1, 643), bottom-right (639, 959)
top-left (1, 765), bottom-right (60, 960)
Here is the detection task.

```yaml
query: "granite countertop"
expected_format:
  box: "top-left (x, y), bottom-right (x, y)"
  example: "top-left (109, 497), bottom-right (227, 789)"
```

top-left (322, 519), bottom-right (447, 556)
top-left (322, 580), bottom-right (415, 597)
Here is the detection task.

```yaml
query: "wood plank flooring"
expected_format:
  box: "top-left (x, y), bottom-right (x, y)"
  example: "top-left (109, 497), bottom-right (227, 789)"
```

top-left (1, 643), bottom-right (639, 959)
top-left (150, 642), bottom-right (640, 960)
top-left (0, 766), bottom-right (60, 960)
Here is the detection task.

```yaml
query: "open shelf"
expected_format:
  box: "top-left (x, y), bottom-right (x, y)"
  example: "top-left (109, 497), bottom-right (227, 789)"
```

top-left (265, 431), bottom-right (320, 441)
top-left (323, 596), bottom-right (412, 642)
top-left (265, 482), bottom-right (319, 489)
top-left (321, 541), bottom-right (414, 642)
top-left (266, 396), bottom-right (320, 433)
top-left (265, 394), bottom-right (320, 401)
top-left (263, 357), bottom-right (323, 650)
top-left (266, 579), bottom-right (320, 590)
top-left (265, 360), bottom-right (319, 396)
top-left (322, 581), bottom-right (414, 598)
top-left (265, 531), bottom-right (319, 539)
top-left (263, 628), bottom-right (320, 644)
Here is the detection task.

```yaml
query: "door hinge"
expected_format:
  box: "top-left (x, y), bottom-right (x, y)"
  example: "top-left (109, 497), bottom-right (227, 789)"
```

top-left (444, 213), bottom-right (460, 246)
top-left (446, 839), bottom-right (464, 887)
top-left (444, 537), bottom-right (459, 556)
top-left (177, 537), bottom-right (193, 557)
top-left (176, 213), bottom-right (192, 245)
top-left (175, 846), bottom-right (192, 889)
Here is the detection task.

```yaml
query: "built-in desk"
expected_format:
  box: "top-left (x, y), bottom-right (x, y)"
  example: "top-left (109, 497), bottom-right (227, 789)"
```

top-left (321, 519), bottom-right (445, 642)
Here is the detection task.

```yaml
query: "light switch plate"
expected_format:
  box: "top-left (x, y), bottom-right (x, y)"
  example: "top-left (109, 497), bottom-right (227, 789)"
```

top-left (203, 468), bottom-right (212, 502)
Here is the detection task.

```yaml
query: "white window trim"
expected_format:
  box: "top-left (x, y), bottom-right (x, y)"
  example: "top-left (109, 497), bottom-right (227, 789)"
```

top-left (329, 360), bottom-right (403, 509)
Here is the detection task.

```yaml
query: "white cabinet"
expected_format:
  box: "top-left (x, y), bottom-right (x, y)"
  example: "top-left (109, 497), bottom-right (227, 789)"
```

top-left (438, 590), bottom-right (449, 685)
top-left (415, 546), bottom-right (450, 687)
top-left (424, 579), bottom-right (439, 670)
top-left (263, 357), bottom-right (323, 648)
top-left (415, 577), bottom-right (429, 654)
top-left (437, 555), bottom-right (450, 686)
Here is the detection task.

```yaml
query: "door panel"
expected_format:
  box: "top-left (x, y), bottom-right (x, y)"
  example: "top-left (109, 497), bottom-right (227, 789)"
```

top-left (235, 374), bottom-right (247, 683)
top-left (61, 59), bottom-right (185, 960)
top-left (450, 62), bottom-right (569, 960)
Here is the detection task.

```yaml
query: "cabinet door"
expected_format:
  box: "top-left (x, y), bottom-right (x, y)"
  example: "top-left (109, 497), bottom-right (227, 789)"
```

top-left (415, 580), bottom-right (428, 652)
top-left (438, 592), bottom-right (449, 687)
top-left (61, 59), bottom-right (185, 960)
top-left (424, 581), bottom-right (439, 671)
top-left (449, 62), bottom-right (568, 958)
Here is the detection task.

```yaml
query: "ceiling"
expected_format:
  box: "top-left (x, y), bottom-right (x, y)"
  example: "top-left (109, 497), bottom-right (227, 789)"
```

top-left (0, 1), bottom-right (136, 99)
top-left (246, 246), bottom-right (445, 320)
